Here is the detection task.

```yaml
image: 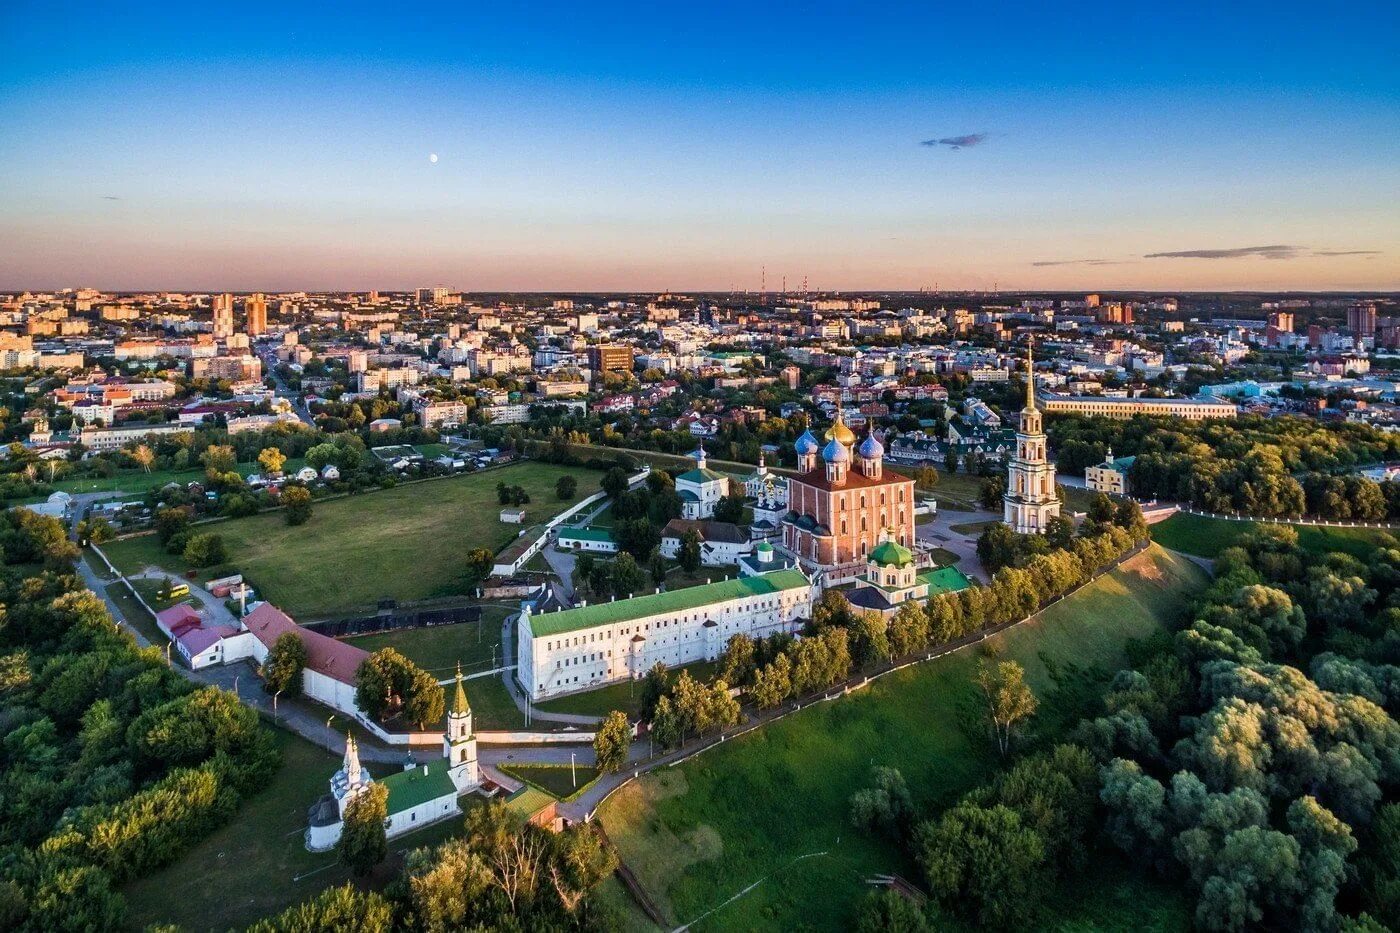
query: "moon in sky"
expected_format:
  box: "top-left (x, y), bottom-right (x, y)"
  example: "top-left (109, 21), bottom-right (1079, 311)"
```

top-left (429, 153), bottom-right (438, 163)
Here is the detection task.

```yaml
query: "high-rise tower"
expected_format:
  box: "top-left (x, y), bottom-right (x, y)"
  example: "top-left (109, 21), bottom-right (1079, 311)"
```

top-left (1003, 339), bottom-right (1060, 534)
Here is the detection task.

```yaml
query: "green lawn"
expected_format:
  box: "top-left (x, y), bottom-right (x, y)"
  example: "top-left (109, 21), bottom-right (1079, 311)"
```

top-left (468, 675), bottom-right (530, 730)
top-left (598, 546), bottom-right (1207, 931)
top-left (498, 763), bottom-right (599, 799)
top-left (123, 728), bottom-right (482, 931)
top-left (1151, 512), bottom-right (1397, 560)
top-left (346, 606), bottom-right (512, 678)
top-left (537, 660), bottom-right (720, 719)
top-left (925, 546), bottom-right (960, 565)
top-left (105, 581), bottom-right (168, 646)
top-left (923, 472), bottom-right (985, 511)
top-left (101, 463), bottom-right (599, 618)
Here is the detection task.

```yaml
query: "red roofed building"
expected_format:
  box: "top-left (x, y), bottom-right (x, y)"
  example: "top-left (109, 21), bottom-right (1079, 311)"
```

top-left (242, 603), bottom-right (369, 718)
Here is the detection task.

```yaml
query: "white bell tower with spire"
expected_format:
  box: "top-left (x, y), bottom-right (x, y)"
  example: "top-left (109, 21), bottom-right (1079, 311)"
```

top-left (1003, 338), bottom-right (1061, 534)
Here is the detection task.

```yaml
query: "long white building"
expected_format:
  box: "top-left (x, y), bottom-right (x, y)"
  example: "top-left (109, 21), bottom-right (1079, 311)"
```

top-left (516, 567), bottom-right (813, 700)
top-left (1037, 393), bottom-right (1238, 421)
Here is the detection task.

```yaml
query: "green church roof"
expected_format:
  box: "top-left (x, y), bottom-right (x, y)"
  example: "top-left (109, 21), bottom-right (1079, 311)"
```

top-left (918, 566), bottom-right (973, 596)
top-left (527, 569), bottom-right (810, 638)
top-left (868, 539), bottom-right (915, 568)
top-left (380, 759), bottom-right (457, 815)
top-left (677, 468), bottom-right (727, 485)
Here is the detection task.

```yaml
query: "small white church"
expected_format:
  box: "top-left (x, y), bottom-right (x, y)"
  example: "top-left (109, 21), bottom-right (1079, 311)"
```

top-left (676, 442), bottom-right (730, 520)
top-left (306, 668), bottom-right (481, 851)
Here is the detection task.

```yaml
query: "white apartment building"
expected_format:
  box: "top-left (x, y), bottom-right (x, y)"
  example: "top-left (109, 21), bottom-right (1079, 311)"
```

top-left (516, 569), bottom-right (813, 700)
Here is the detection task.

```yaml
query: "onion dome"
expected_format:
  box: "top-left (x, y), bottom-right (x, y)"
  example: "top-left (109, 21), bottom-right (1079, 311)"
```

top-left (858, 431), bottom-right (884, 459)
top-left (794, 430), bottom-right (819, 455)
top-left (824, 413), bottom-right (856, 447)
top-left (822, 437), bottom-right (850, 463)
top-left (868, 538), bottom-right (915, 568)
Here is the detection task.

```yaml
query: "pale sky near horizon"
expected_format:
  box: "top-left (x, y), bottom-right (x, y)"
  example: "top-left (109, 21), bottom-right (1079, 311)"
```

top-left (1, 2), bottom-right (1397, 293)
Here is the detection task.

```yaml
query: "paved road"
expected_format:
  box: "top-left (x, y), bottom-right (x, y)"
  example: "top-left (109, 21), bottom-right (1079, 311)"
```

top-left (497, 613), bottom-right (602, 726)
top-left (916, 508), bottom-right (997, 582)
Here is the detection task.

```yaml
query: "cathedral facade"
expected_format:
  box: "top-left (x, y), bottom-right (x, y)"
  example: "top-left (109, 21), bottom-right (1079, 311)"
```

top-left (781, 411), bottom-right (916, 575)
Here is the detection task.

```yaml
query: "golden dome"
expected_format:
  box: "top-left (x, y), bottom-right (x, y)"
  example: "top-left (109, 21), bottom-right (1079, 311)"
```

top-left (824, 411), bottom-right (856, 446)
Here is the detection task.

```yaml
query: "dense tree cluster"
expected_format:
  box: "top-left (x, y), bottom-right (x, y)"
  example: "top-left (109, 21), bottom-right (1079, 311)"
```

top-left (354, 649), bottom-right (446, 729)
top-left (1083, 524), bottom-right (1400, 930)
top-left (1049, 414), bottom-right (1400, 519)
top-left (0, 510), bottom-right (277, 932)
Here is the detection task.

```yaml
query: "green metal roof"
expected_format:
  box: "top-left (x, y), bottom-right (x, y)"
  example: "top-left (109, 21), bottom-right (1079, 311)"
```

top-left (557, 526), bottom-right (615, 543)
top-left (919, 566), bottom-right (972, 596)
top-left (527, 569), bottom-right (810, 637)
top-left (379, 759), bottom-right (457, 815)
top-left (868, 539), bottom-right (915, 568)
top-left (505, 785), bottom-right (555, 817)
top-left (676, 468), bottom-right (727, 484)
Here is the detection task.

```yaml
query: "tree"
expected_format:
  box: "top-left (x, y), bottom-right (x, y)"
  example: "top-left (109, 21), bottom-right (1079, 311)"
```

top-left (182, 532), bottom-right (227, 568)
top-left (601, 467), bottom-right (630, 500)
top-left (258, 447), bottom-right (287, 476)
top-left (465, 547), bottom-right (494, 583)
top-left (713, 493), bottom-right (746, 525)
top-left (355, 649), bottom-right (445, 727)
top-left (249, 884), bottom-right (393, 933)
top-left (610, 552), bottom-right (646, 598)
top-left (977, 524), bottom-right (1019, 574)
top-left (651, 694), bottom-right (682, 749)
top-left (594, 710), bottom-right (631, 773)
top-left (719, 633), bottom-right (757, 687)
top-left (201, 444), bottom-right (238, 474)
top-left (704, 680), bottom-right (741, 733)
top-left (555, 474), bottom-right (578, 500)
top-left (751, 653), bottom-right (794, 709)
top-left (852, 611), bottom-right (891, 666)
top-left (263, 632), bottom-right (307, 696)
top-left (303, 443), bottom-right (339, 472)
top-left (856, 889), bottom-right (929, 933)
top-left (889, 601), bottom-right (930, 658)
top-left (282, 486), bottom-right (313, 526)
top-left (154, 506), bottom-right (192, 547)
top-left (338, 783), bottom-right (388, 877)
top-left (130, 444), bottom-right (155, 473)
top-left (678, 529), bottom-right (702, 574)
top-left (977, 659), bottom-right (1037, 756)
top-left (849, 766), bottom-right (915, 839)
top-left (915, 465), bottom-right (940, 490)
top-left (916, 802), bottom-right (1048, 927)
top-left (640, 662), bottom-right (669, 721)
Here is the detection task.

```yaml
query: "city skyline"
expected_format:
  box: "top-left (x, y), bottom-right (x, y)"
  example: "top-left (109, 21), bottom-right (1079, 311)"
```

top-left (2, 2), bottom-right (1397, 292)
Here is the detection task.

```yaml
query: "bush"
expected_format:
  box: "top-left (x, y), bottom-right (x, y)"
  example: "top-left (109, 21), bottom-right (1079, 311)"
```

top-left (182, 532), bottom-right (227, 568)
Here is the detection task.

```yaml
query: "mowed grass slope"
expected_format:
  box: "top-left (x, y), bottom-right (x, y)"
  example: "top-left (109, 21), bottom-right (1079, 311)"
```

top-left (101, 463), bottom-right (596, 618)
top-left (599, 546), bottom-right (1207, 932)
top-left (1151, 511), bottom-right (1397, 560)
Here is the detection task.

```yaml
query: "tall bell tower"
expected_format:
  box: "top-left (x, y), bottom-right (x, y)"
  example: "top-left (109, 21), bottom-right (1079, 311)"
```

top-left (445, 666), bottom-right (479, 792)
top-left (1003, 339), bottom-right (1061, 533)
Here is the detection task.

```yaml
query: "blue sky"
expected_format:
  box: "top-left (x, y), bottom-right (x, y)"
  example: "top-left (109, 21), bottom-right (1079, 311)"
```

top-left (1, 2), bottom-right (1397, 291)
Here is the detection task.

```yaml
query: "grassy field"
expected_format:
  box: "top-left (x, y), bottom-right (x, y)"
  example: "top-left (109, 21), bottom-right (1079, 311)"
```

top-left (101, 463), bottom-right (598, 618)
top-left (598, 546), bottom-right (1207, 931)
top-left (346, 606), bottom-right (513, 678)
top-left (1151, 512), bottom-right (1398, 560)
top-left (536, 660), bottom-right (720, 719)
top-left (498, 763), bottom-right (599, 799)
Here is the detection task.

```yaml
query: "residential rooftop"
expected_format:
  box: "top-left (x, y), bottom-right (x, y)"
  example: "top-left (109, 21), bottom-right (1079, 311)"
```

top-left (526, 568), bottom-right (810, 637)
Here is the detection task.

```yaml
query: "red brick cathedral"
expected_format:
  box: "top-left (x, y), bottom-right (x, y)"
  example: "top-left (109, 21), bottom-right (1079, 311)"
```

top-left (782, 411), bottom-right (916, 575)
